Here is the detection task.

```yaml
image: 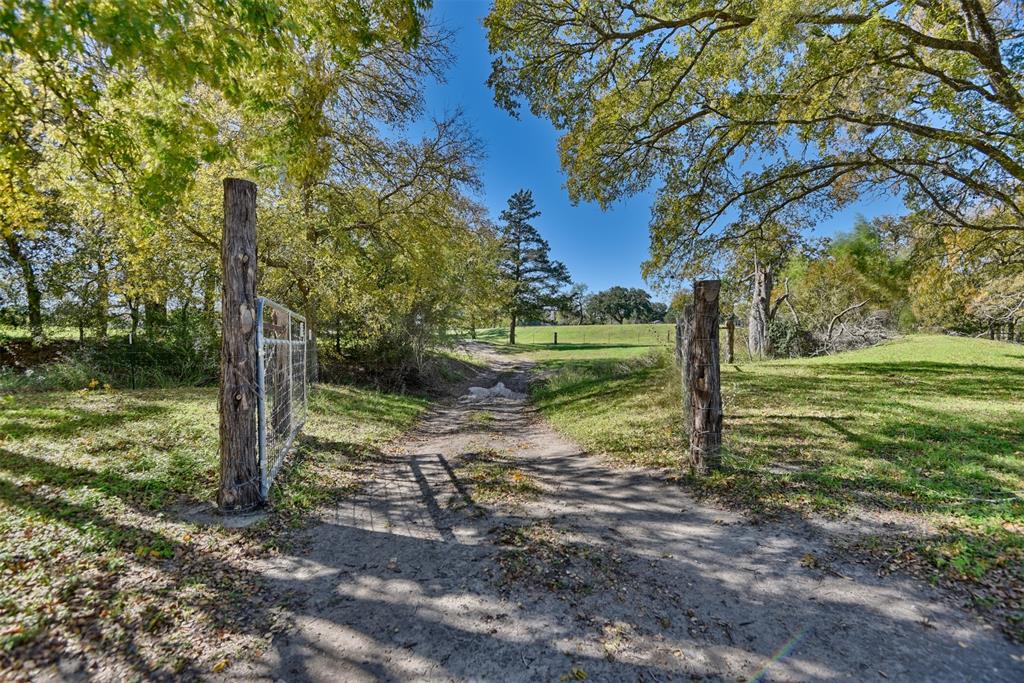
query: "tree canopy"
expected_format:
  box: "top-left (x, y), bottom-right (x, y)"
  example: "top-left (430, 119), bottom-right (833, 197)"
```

top-left (1, 0), bottom-right (434, 204)
top-left (587, 286), bottom-right (663, 324)
top-left (0, 1), bottom-right (514, 386)
top-left (485, 0), bottom-right (1024, 282)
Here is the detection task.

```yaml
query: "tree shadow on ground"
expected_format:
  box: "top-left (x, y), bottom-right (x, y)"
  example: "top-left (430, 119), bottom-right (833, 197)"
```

top-left (0, 403), bottom-right (169, 441)
top-left (770, 360), bottom-right (1024, 401)
top-left (223, 449), bottom-right (1024, 682)
top-left (0, 460), bottom-right (286, 680)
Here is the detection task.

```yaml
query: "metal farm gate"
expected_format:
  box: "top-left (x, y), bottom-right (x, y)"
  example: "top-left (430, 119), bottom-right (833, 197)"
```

top-left (255, 297), bottom-right (309, 499)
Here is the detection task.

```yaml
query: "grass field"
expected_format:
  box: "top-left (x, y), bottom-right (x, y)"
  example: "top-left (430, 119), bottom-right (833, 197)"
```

top-left (0, 324), bottom-right (113, 341)
top-left (477, 323), bottom-right (683, 362)
top-left (0, 383), bottom-right (427, 677)
top-left (479, 323), bottom-right (677, 347)
top-left (525, 335), bottom-right (1024, 632)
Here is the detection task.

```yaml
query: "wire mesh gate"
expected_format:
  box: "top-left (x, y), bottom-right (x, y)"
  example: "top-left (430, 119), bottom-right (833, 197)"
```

top-left (256, 297), bottom-right (309, 499)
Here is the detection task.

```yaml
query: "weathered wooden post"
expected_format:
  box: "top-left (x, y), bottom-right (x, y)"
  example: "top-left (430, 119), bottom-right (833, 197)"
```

top-left (674, 315), bottom-right (684, 368)
top-left (218, 178), bottom-right (261, 512)
top-left (726, 314), bottom-right (736, 363)
top-left (554, 331), bottom-right (558, 345)
top-left (677, 303), bottom-right (694, 438)
top-left (687, 281), bottom-right (722, 474)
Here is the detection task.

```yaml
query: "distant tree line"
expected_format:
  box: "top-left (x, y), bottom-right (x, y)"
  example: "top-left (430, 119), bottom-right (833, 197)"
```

top-left (554, 286), bottom-right (669, 325)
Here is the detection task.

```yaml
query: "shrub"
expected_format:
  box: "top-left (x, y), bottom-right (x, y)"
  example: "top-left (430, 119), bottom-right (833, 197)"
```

top-left (768, 317), bottom-right (815, 357)
top-left (0, 333), bottom-right (219, 391)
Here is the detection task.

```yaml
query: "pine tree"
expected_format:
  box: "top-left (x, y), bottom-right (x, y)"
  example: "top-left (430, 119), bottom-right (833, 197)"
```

top-left (497, 190), bottom-right (571, 344)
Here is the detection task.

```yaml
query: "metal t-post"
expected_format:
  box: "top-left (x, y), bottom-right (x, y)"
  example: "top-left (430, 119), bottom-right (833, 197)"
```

top-left (256, 299), bottom-right (268, 498)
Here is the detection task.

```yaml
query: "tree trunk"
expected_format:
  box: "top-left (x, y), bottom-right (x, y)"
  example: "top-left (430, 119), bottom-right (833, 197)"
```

top-left (218, 178), bottom-right (261, 513)
top-left (509, 313), bottom-right (517, 345)
top-left (687, 281), bottom-right (722, 474)
top-left (179, 300), bottom-right (191, 340)
top-left (202, 280), bottom-right (215, 314)
top-left (989, 322), bottom-right (995, 340)
top-left (726, 315), bottom-right (735, 363)
top-left (304, 299), bottom-right (320, 384)
top-left (298, 184), bottom-right (321, 384)
top-left (128, 297), bottom-right (141, 338)
top-left (145, 300), bottom-right (167, 334)
top-left (94, 257), bottom-right (109, 338)
top-left (3, 232), bottom-right (43, 344)
top-left (748, 258), bottom-right (773, 359)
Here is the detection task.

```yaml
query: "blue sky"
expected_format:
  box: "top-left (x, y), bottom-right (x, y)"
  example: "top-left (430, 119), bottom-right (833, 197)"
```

top-left (421, 1), bottom-right (906, 296)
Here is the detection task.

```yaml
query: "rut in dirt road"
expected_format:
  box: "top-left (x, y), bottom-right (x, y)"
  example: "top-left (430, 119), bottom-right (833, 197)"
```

top-left (224, 347), bottom-right (1024, 682)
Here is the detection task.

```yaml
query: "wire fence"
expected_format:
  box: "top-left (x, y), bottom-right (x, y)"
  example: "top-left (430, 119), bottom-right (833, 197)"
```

top-left (501, 323), bottom-right (680, 346)
top-left (487, 322), bottom-right (751, 360)
top-left (256, 297), bottom-right (309, 500)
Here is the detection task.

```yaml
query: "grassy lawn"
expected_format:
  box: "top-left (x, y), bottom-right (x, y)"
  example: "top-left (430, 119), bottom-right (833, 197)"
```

top-left (0, 383), bottom-right (427, 678)
top-left (479, 323), bottom-right (677, 347)
top-left (0, 324), bottom-right (88, 341)
top-left (525, 335), bottom-right (1024, 634)
top-left (477, 323), bottom-right (678, 362)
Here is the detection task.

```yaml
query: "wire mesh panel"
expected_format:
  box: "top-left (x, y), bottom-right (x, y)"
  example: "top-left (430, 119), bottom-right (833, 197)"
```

top-left (256, 297), bottom-right (309, 499)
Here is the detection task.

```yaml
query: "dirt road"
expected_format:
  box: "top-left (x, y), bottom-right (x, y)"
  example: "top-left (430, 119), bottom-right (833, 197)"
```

top-left (225, 346), bottom-right (1024, 682)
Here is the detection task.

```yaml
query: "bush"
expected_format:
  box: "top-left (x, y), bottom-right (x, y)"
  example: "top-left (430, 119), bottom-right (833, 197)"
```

top-left (768, 317), bottom-right (815, 357)
top-left (0, 332), bottom-right (219, 391)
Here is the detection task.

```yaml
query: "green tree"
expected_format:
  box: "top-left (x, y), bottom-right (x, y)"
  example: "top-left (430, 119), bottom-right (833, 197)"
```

top-left (969, 273), bottom-right (1024, 339)
top-left (496, 190), bottom-right (571, 343)
top-left (1, 2), bottom-right (449, 355)
top-left (587, 286), bottom-right (656, 323)
top-left (781, 218), bottom-right (912, 351)
top-left (907, 216), bottom-right (1024, 335)
top-left (0, 153), bottom-right (67, 343)
top-left (1, 0), bottom-right (433, 203)
top-left (486, 0), bottom-right (1024, 283)
top-left (559, 282), bottom-right (589, 324)
top-left (829, 217), bottom-right (912, 316)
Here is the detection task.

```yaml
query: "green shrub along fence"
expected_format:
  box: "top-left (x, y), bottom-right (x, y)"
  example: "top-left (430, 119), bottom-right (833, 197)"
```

top-left (0, 334), bottom-right (220, 391)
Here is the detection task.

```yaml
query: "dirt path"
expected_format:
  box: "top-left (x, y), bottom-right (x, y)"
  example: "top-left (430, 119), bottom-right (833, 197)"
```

top-left (225, 346), bottom-right (1024, 682)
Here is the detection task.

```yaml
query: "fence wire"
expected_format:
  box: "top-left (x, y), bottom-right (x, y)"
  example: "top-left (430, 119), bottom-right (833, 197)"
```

top-left (257, 298), bottom-right (308, 500)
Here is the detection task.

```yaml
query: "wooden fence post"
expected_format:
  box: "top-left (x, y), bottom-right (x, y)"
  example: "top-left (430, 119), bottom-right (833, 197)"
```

top-left (218, 178), bottom-right (261, 512)
top-left (674, 315), bottom-right (684, 368)
top-left (687, 281), bottom-right (722, 474)
top-left (677, 303), bottom-right (694, 438)
top-left (726, 314), bottom-right (735, 363)
top-left (554, 331), bottom-right (558, 345)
